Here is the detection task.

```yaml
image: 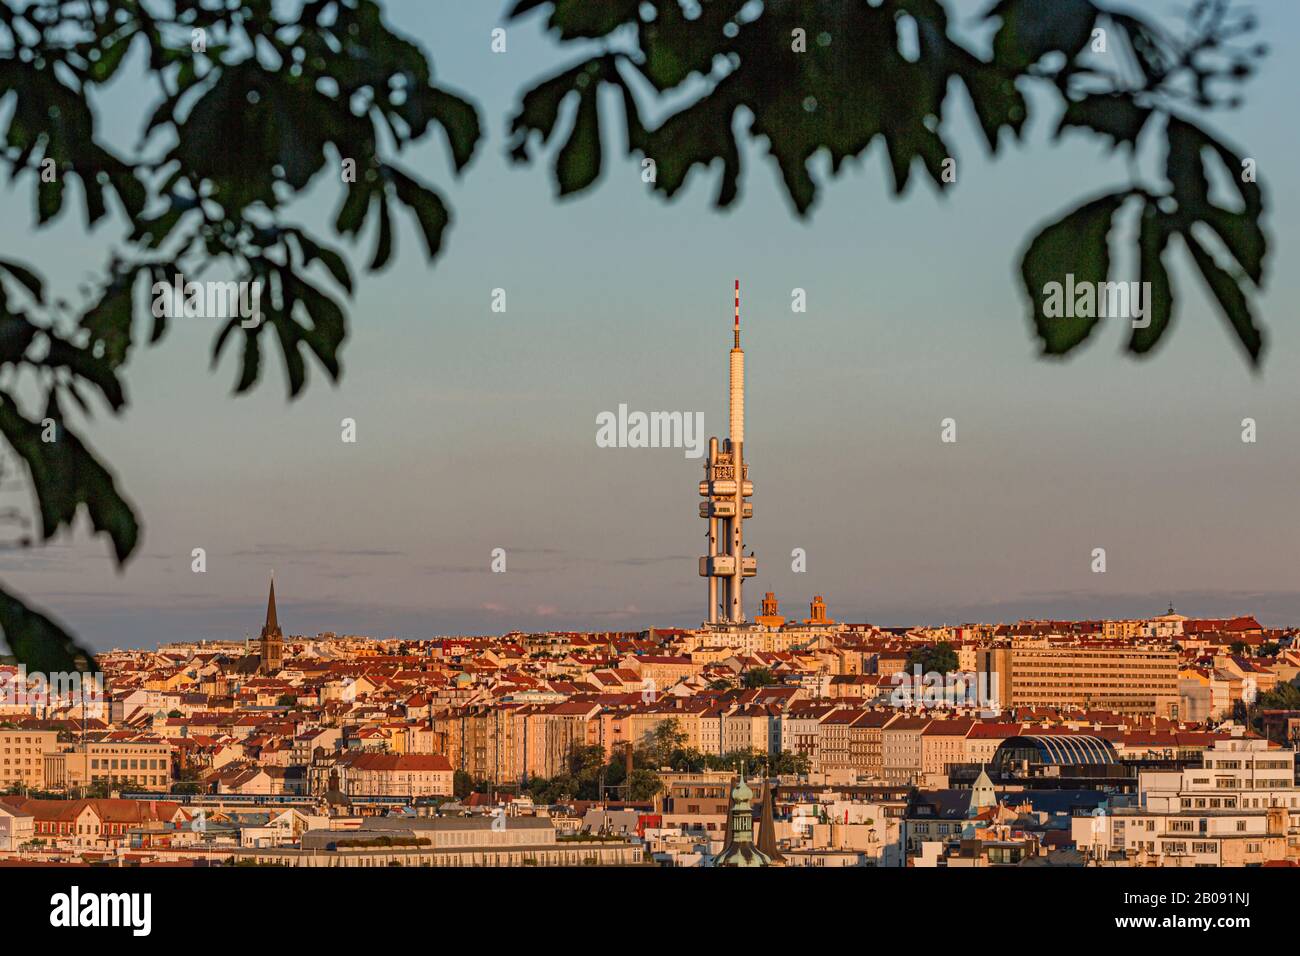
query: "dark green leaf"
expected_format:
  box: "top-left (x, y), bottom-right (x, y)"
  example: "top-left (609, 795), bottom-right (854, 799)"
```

top-left (38, 174), bottom-right (64, 224)
top-left (0, 315), bottom-right (39, 364)
top-left (426, 89), bottom-right (482, 172)
top-left (370, 192), bottom-right (394, 270)
top-left (556, 81), bottom-right (601, 196)
top-left (1184, 229), bottom-right (1262, 366)
top-left (1128, 203), bottom-right (1175, 355)
top-left (0, 395), bottom-right (139, 563)
top-left (335, 181), bottom-right (374, 237)
top-left (953, 53), bottom-right (1026, 152)
top-left (44, 334), bottom-right (126, 410)
top-left (0, 587), bottom-right (97, 674)
top-left (508, 61), bottom-right (598, 160)
top-left (1166, 117), bottom-right (1266, 285)
top-left (389, 168), bottom-right (450, 260)
top-left (1165, 117), bottom-right (1210, 220)
top-left (1057, 94), bottom-right (1150, 148)
top-left (235, 324), bottom-right (262, 393)
top-left (89, 33), bottom-right (134, 84)
top-left (1021, 191), bottom-right (1127, 355)
top-left (0, 259), bottom-right (45, 304)
top-left (530, 0), bottom-right (641, 40)
top-left (990, 0), bottom-right (1097, 71)
top-left (289, 274), bottom-right (346, 382)
top-left (80, 273), bottom-right (136, 371)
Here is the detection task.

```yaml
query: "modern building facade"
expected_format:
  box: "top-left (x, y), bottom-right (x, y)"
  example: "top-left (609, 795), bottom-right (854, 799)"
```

top-left (978, 641), bottom-right (1179, 718)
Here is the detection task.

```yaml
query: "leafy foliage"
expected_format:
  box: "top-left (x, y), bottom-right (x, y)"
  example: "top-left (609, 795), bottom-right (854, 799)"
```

top-left (503, 720), bottom-right (809, 804)
top-left (0, 0), bottom-right (481, 670)
top-left (509, 0), bottom-right (1268, 361)
top-left (906, 640), bottom-right (960, 676)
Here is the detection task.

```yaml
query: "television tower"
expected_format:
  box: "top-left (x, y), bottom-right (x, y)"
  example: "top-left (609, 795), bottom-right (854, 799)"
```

top-left (699, 280), bottom-right (756, 625)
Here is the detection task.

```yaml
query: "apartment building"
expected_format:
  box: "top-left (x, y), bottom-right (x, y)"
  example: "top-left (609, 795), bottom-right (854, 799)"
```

top-left (518, 701), bottom-right (601, 780)
top-left (882, 716), bottom-right (931, 785)
top-left (335, 753), bottom-right (454, 797)
top-left (978, 641), bottom-right (1179, 718)
top-left (656, 771), bottom-right (732, 836)
top-left (847, 711), bottom-right (893, 782)
top-left (921, 719), bottom-right (976, 781)
top-left (0, 729), bottom-right (58, 790)
top-left (1075, 739), bottom-right (1300, 865)
top-left (721, 704), bottom-right (777, 755)
top-left (816, 710), bottom-right (863, 775)
top-left (44, 740), bottom-right (173, 792)
top-left (781, 704), bottom-right (838, 764)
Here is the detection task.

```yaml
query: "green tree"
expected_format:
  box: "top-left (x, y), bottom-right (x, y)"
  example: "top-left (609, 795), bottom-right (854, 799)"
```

top-left (907, 641), bottom-right (960, 675)
top-left (1255, 681), bottom-right (1300, 711)
top-left (637, 718), bottom-right (688, 769)
top-left (452, 769), bottom-right (474, 800)
top-left (0, 0), bottom-right (1270, 670)
top-left (770, 750), bottom-right (811, 776)
top-left (626, 767), bottom-right (663, 802)
top-left (741, 667), bottom-right (775, 689)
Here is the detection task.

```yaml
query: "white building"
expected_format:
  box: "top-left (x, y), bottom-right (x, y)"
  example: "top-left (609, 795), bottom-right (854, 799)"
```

top-left (0, 802), bottom-right (34, 851)
top-left (1074, 739), bottom-right (1297, 866)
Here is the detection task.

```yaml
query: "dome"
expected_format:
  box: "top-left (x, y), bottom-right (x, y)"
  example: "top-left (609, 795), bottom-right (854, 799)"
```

top-left (731, 774), bottom-right (754, 806)
top-left (991, 734), bottom-right (1118, 775)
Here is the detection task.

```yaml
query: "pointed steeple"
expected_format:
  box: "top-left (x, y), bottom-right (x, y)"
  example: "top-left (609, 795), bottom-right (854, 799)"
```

top-left (258, 572), bottom-right (284, 675)
top-left (968, 766), bottom-right (997, 817)
top-left (263, 573), bottom-right (280, 636)
top-left (754, 778), bottom-right (786, 864)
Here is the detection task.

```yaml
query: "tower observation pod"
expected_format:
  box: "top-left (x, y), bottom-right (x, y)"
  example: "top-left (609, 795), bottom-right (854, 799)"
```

top-left (699, 280), bottom-right (756, 625)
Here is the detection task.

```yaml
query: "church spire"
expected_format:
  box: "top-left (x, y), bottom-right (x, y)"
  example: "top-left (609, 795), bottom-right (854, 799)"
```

top-left (258, 573), bottom-right (284, 675)
top-left (754, 776), bottom-right (786, 864)
top-left (264, 573), bottom-right (279, 634)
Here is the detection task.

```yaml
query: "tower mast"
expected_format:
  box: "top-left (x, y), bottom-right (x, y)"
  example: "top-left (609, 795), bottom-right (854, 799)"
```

top-left (699, 281), bottom-right (756, 626)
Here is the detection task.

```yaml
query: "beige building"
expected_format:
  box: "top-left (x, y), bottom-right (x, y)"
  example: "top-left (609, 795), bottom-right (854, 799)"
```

top-left (335, 753), bottom-right (454, 797)
top-left (847, 711), bottom-right (892, 781)
top-left (0, 730), bottom-right (58, 790)
top-left (881, 716), bottom-right (930, 785)
top-left (978, 641), bottom-right (1179, 718)
top-left (43, 740), bottom-right (172, 792)
top-left (518, 702), bottom-right (600, 780)
top-left (816, 710), bottom-right (862, 774)
top-left (1102, 619), bottom-right (1146, 640)
top-left (656, 771), bottom-right (732, 837)
top-left (921, 719), bottom-right (976, 780)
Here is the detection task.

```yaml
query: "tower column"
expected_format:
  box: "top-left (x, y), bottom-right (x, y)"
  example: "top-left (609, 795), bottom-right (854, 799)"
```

top-left (698, 280), bottom-right (755, 627)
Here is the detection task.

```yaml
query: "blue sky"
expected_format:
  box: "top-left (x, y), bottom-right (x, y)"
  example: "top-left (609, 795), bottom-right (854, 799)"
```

top-left (3, 0), bottom-right (1300, 649)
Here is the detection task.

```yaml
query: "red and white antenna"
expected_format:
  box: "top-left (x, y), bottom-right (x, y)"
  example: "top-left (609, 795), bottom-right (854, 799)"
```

top-left (733, 278), bottom-right (740, 347)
